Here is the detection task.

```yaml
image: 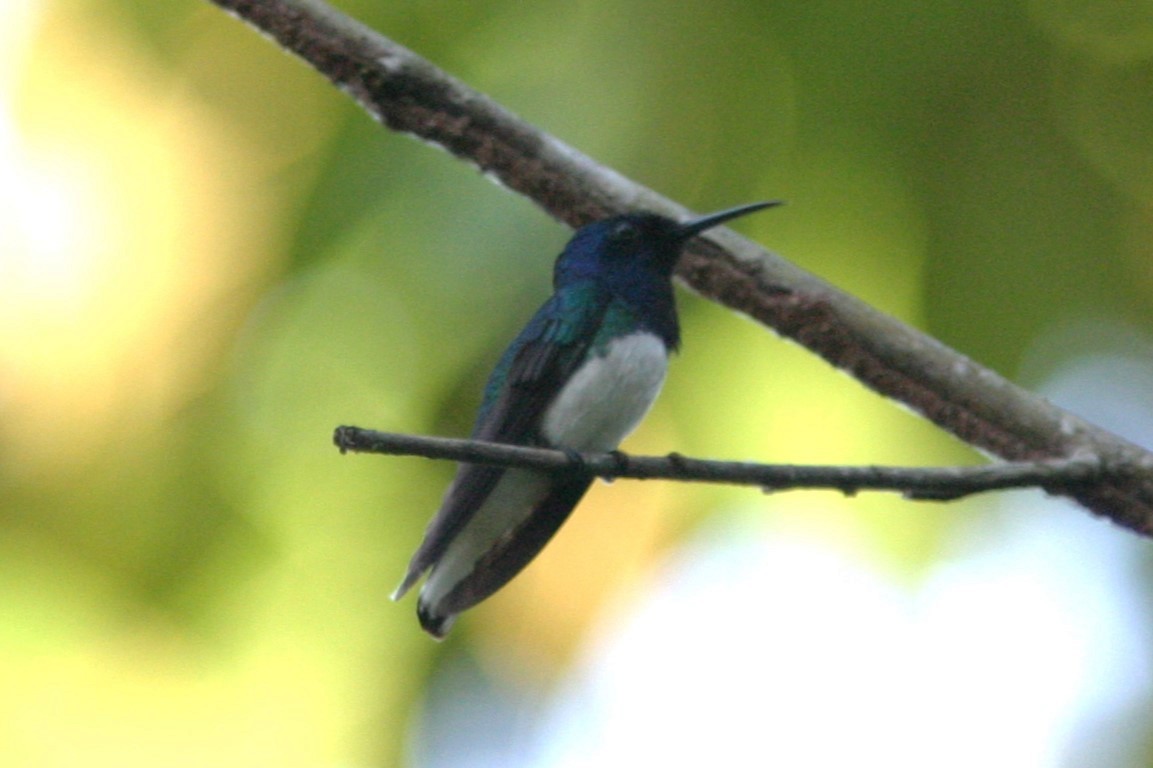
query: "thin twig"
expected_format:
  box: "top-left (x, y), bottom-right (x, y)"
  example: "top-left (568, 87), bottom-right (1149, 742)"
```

top-left (209, 0), bottom-right (1153, 534)
top-left (333, 426), bottom-right (1105, 502)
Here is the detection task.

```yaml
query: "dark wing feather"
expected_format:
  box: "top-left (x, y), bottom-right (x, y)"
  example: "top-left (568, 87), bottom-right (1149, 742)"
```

top-left (393, 283), bottom-right (608, 598)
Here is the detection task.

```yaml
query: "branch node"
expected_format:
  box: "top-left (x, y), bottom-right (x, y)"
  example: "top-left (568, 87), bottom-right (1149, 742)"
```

top-left (333, 425), bottom-right (352, 454)
top-left (560, 447), bottom-right (593, 479)
top-left (605, 449), bottom-right (631, 483)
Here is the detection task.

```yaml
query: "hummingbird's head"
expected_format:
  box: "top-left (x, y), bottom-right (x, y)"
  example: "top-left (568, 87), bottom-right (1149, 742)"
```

top-left (553, 201), bottom-right (780, 290)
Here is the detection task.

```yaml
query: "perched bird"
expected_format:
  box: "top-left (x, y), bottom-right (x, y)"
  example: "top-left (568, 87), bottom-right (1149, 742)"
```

top-left (393, 201), bottom-right (779, 637)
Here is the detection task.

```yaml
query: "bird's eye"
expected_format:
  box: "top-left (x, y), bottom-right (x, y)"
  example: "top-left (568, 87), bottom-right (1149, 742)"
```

top-left (611, 221), bottom-right (639, 243)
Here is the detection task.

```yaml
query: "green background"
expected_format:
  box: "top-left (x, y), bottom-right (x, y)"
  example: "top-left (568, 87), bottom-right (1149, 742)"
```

top-left (3, 0), bottom-right (1153, 765)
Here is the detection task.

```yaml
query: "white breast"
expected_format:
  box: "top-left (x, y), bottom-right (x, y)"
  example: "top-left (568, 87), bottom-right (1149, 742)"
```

top-left (541, 332), bottom-right (668, 452)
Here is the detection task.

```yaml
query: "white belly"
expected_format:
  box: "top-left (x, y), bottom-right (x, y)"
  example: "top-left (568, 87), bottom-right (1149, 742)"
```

top-left (541, 332), bottom-right (668, 452)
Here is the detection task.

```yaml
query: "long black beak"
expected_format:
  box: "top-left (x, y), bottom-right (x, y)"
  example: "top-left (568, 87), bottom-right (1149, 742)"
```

top-left (676, 200), bottom-right (783, 240)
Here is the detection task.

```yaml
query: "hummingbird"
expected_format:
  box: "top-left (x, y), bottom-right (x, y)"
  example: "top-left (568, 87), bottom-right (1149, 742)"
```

top-left (392, 201), bottom-right (779, 638)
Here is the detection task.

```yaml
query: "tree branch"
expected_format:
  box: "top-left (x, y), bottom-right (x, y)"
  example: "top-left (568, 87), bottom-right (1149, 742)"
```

top-left (333, 427), bottom-right (1105, 502)
top-left (210, 0), bottom-right (1153, 534)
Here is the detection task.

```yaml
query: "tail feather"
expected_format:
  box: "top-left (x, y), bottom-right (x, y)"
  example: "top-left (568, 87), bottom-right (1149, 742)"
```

top-left (390, 568), bottom-right (423, 602)
top-left (417, 600), bottom-right (454, 640)
top-left (414, 473), bottom-right (594, 637)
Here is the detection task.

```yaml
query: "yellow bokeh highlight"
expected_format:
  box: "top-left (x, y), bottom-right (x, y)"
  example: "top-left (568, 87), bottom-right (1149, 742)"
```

top-left (0, 5), bottom-right (346, 767)
top-left (0, 638), bottom-right (339, 768)
top-left (0, 4), bottom-right (272, 477)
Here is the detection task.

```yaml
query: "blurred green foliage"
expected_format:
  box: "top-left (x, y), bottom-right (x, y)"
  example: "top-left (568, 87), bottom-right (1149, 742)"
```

top-left (2, 0), bottom-right (1151, 764)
